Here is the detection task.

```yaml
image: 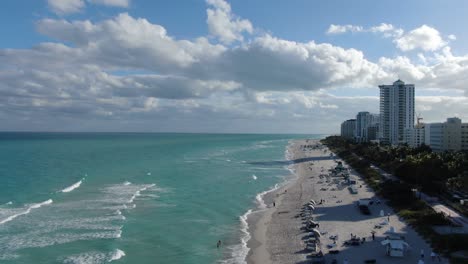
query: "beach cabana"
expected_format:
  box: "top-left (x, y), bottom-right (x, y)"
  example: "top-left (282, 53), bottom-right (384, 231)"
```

top-left (310, 228), bottom-right (321, 238)
top-left (381, 236), bottom-right (409, 257)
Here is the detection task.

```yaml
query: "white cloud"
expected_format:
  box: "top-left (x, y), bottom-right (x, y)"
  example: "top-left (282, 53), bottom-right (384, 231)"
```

top-left (87, 0), bottom-right (130, 7)
top-left (206, 0), bottom-right (253, 44)
top-left (448, 34), bottom-right (457, 40)
top-left (2, 5), bottom-right (468, 132)
top-left (326, 24), bottom-right (363, 35)
top-left (369, 23), bottom-right (404, 38)
top-left (327, 23), bottom-right (403, 38)
top-left (48, 0), bottom-right (85, 15)
top-left (35, 13), bottom-right (226, 70)
top-left (395, 25), bottom-right (446, 51)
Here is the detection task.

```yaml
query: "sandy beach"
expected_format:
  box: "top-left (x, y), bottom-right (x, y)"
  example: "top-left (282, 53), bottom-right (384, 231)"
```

top-left (247, 139), bottom-right (447, 264)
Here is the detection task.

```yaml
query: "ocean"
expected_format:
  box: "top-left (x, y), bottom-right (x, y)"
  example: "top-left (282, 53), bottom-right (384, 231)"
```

top-left (0, 133), bottom-right (323, 264)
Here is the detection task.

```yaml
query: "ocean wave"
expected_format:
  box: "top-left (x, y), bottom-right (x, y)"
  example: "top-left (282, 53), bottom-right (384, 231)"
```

top-left (61, 249), bottom-right (125, 264)
top-left (0, 230), bottom-right (122, 252)
top-left (251, 174), bottom-right (257, 180)
top-left (0, 199), bottom-right (53, 225)
top-left (61, 179), bottom-right (84, 193)
top-left (220, 210), bottom-right (252, 264)
top-left (109, 249), bottom-right (126, 261)
top-left (254, 183), bottom-right (281, 209)
top-left (0, 181), bottom-right (162, 259)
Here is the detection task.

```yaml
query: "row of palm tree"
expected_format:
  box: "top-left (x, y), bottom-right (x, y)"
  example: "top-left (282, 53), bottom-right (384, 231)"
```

top-left (322, 136), bottom-right (468, 195)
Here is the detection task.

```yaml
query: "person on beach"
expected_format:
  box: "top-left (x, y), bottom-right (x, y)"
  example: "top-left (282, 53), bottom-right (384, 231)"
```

top-left (217, 240), bottom-right (222, 248)
top-left (273, 202), bottom-right (275, 207)
top-left (371, 231), bottom-right (375, 240)
top-left (420, 249), bottom-right (425, 259)
top-left (387, 213), bottom-right (390, 222)
top-left (431, 251), bottom-right (436, 261)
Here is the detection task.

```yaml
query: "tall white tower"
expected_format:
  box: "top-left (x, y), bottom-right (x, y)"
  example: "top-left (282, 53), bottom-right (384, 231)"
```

top-left (379, 80), bottom-right (415, 145)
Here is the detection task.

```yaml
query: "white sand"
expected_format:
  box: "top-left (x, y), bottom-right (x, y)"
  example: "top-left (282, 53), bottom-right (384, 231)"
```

top-left (247, 139), bottom-right (447, 264)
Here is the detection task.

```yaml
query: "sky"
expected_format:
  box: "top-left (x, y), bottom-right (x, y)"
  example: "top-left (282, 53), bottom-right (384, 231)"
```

top-left (1, 0), bottom-right (468, 134)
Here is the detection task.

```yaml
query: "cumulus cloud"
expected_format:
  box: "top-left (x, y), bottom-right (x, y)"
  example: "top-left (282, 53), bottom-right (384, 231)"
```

top-left (369, 23), bottom-right (404, 38)
top-left (47, 0), bottom-right (129, 15)
top-left (2, 2), bottom-right (468, 132)
top-left (48, 0), bottom-right (85, 15)
top-left (87, 0), bottom-right (130, 7)
top-left (326, 24), bottom-right (363, 34)
top-left (206, 0), bottom-right (253, 44)
top-left (395, 25), bottom-right (446, 51)
top-left (327, 23), bottom-right (403, 38)
top-left (326, 23), bottom-right (452, 53)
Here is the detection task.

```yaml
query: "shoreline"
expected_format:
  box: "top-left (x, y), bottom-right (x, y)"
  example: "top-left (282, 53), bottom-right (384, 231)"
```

top-left (245, 140), bottom-right (301, 264)
top-left (245, 139), bottom-right (447, 264)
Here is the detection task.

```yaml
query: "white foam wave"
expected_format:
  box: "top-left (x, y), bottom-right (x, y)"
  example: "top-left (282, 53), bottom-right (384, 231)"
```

top-left (221, 210), bottom-right (252, 264)
top-left (61, 249), bottom-right (125, 264)
top-left (255, 183), bottom-right (281, 209)
top-left (109, 249), bottom-right (125, 261)
top-left (0, 199), bottom-right (53, 225)
top-left (251, 174), bottom-right (257, 180)
top-left (61, 179), bottom-right (84, 193)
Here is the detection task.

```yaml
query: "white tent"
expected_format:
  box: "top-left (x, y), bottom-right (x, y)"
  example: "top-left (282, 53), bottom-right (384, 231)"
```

top-left (381, 238), bottom-right (409, 257)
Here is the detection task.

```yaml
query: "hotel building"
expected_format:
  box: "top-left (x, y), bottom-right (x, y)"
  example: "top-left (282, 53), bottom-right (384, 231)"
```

top-left (379, 80), bottom-right (415, 145)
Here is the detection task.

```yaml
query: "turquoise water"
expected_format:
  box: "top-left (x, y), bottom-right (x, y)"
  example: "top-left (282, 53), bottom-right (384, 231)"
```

top-left (0, 133), bottom-right (323, 264)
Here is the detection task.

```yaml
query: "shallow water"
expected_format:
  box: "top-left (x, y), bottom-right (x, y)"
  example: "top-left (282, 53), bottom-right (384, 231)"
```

top-left (0, 133), bottom-right (323, 263)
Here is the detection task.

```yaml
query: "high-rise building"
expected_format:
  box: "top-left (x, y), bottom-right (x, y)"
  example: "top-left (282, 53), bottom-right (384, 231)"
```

top-left (355, 112), bottom-right (370, 142)
top-left (355, 112), bottom-right (380, 142)
top-left (425, 117), bottom-right (464, 152)
top-left (462, 123), bottom-right (468, 151)
top-left (379, 80), bottom-right (415, 145)
top-left (341, 119), bottom-right (356, 139)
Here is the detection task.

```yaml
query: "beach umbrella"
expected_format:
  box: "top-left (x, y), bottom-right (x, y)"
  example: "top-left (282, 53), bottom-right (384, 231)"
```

top-left (310, 228), bottom-right (321, 237)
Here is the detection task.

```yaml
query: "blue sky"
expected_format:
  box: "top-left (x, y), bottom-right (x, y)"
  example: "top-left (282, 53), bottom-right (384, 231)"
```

top-left (0, 0), bottom-right (467, 133)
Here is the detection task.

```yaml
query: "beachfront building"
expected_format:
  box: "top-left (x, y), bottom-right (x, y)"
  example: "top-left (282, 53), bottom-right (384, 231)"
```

top-left (367, 125), bottom-right (380, 141)
top-left (355, 112), bottom-right (380, 142)
top-left (341, 119), bottom-right (356, 139)
top-left (355, 112), bottom-right (370, 142)
top-left (424, 117), bottom-right (464, 152)
top-left (462, 123), bottom-right (468, 150)
top-left (404, 122), bottom-right (425, 148)
top-left (379, 80), bottom-right (415, 145)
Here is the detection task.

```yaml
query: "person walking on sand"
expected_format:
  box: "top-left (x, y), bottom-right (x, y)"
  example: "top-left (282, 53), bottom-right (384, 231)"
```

top-left (371, 231), bottom-right (375, 240)
top-left (387, 213), bottom-right (390, 222)
top-left (420, 249), bottom-right (425, 259)
top-left (273, 201), bottom-right (275, 207)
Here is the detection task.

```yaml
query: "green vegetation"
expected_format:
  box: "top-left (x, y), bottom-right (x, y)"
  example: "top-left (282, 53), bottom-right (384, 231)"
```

top-left (321, 136), bottom-right (468, 260)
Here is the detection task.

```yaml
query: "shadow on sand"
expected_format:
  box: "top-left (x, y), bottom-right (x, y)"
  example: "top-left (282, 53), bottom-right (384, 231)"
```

top-left (249, 156), bottom-right (336, 166)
